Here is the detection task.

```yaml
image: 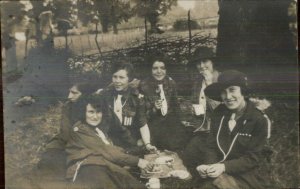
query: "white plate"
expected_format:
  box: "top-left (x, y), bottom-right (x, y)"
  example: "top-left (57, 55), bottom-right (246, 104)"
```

top-left (155, 156), bottom-right (174, 164)
top-left (146, 167), bottom-right (163, 174)
top-left (168, 170), bottom-right (190, 179)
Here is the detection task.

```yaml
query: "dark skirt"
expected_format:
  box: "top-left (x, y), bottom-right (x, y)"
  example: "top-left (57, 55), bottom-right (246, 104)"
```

top-left (149, 113), bottom-right (190, 152)
top-left (180, 132), bottom-right (210, 177)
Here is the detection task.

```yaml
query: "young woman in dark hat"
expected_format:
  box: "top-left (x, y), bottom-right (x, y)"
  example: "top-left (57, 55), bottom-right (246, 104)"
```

top-left (190, 47), bottom-right (220, 113)
top-left (181, 47), bottom-right (221, 175)
top-left (196, 70), bottom-right (270, 189)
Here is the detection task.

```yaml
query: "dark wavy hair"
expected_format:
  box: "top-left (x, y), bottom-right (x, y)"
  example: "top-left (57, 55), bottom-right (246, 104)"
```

top-left (73, 82), bottom-right (97, 97)
top-left (77, 95), bottom-right (105, 122)
top-left (111, 62), bottom-right (135, 82)
top-left (144, 53), bottom-right (171, 77)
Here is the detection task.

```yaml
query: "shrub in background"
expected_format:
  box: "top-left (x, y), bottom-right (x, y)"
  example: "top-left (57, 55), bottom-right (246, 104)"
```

top-left (173, 19), bottom-right (200, 31)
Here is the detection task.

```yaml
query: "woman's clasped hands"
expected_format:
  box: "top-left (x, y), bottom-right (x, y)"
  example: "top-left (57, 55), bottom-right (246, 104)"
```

top-left (196, 163), bottom-right (225, 178)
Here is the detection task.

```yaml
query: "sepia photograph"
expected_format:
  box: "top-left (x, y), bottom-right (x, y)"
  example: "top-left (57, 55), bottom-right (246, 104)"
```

top-left (1, 0), bottom-right (298, 188)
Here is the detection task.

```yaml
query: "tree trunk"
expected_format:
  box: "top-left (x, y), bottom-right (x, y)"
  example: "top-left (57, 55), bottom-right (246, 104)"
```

top-left (149, 19), bottom-right (157, 32)
top-left (144, 17), bottom-right (148, 46)
top-left (188, 10), bottom-right (192, 57)
top-left (113, 23), bottom-right (118, 34)
top-left (25, 29), bottom-right (29, 59)
top-left (5, 37), bottom-right (18, 73)
top-left (216, 0), bottom-right (296, 68)
top-left (64, 33), bottom-right (68, 50)
top-left (111, 5), bottom-right (118, 34)
top-left (100, 17), bottom-right (109, 33)
top-left (95, 23), bottom-right (102, 57)
top-left (147, 13), bottom-right (159, 33)
top-left (35, 19), bottom-right (42, 47)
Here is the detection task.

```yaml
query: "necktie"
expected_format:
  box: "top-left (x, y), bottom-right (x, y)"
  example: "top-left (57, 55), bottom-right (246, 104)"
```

top-left (199, 80), bottom-right (207, 109)
top-left (228, 113), bottom-right (236, 132)
top-left (158, 84), bottom-right (168, 116)
top-left (95, 128), bottom-right (110, 145)
top-left (114, 94), bottom-right (123, 123)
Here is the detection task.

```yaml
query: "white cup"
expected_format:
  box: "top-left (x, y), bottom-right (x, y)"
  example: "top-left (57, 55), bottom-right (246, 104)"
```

top-left (146, 178), bottom-right (160, 189)
top-left (193, 104), bottom-right (205, 115)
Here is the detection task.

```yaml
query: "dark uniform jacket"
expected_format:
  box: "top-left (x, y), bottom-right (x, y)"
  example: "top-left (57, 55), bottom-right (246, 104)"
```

top-left (101, 87), bottom-right (148, 148)
top-left (65, 121), bottom-right (140, 183)
top-left (139, 76), bottom-right (179, 118)
top-left (139, 76), bottom-right (189, 151)
top-left (205, 101), bottom-right (269, 189)
top-left (45, 101), bottom-right (79, 150)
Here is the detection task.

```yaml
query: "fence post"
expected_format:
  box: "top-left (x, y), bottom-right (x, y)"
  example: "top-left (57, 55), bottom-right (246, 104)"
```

top-left (79, 35), bottom-right (84, 56)
top-left (144, 17), bottom-right (148, 49)
top-left (188, 10), bottom-right (192, 57)
top-left (95, 23), bottom-right (103, 57)
top-left (87, 34), bottom-right (92, 50)
top-left (65, 33), bottom-right (68, 50)
top-left (24, 29), bottom-right (29, 59)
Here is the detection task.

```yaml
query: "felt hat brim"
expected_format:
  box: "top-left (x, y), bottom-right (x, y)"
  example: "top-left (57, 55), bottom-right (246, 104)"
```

top-left (204, 77), bottom-right (248, 102)
top-left (204, 82), bottom-right (231, 102)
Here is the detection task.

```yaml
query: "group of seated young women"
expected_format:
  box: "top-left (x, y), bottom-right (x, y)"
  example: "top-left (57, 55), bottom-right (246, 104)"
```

top-left (35, 47), bottom-right (271, 189)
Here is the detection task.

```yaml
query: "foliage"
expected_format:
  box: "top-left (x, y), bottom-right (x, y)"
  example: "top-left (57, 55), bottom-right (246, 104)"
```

top-left (159, 5), bottom-right (187, 25)
top-left (0, 1), bottom-right (30, 34)
top-left (133, 0), bottom-right (177, 18)
top-left (67, 56), bottom-right (105, 75)
top-left (173, 19), bottom-right (200, 31)
top-left (1, 0), bottom-right (78, 48)
top-left (132, 0), bottom-right (177, 32)
top-left (77, 0), bottom-right (133, 33)
top-left (65, 32), bottom-right (215, 79)
top-left (264, 99), bottom-right (299, 188)
top-left (51, 0), bottom-right (78, 26)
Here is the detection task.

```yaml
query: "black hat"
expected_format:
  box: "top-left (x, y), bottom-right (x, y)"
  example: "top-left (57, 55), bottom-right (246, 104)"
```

top-left (191, 47), bottom-right (216, 64)
top-left (204, 70), bottom-right (249, 101)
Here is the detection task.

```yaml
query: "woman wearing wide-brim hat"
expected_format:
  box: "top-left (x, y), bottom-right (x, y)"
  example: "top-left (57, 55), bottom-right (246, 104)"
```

top-left (189, 47), bottom-right (220, 113)
top-left (195, 70), bottom-right (271, 189)
top-left (181, 47), bottom-right (221, 176)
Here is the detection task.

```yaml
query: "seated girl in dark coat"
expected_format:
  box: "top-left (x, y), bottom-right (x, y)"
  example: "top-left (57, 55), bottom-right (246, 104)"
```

top-left (100, 62), bottom-right (157, 154)
top-left (66, 96), bottom-right (152, 189)
top-left (196, 70), bottom-right (271, 189)
top-left (139, 59), bottom-right (188, 152)
top-left (37, 82), bottom-right (99, 183)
